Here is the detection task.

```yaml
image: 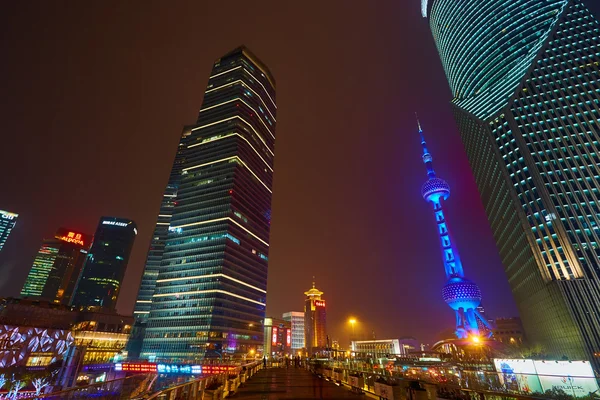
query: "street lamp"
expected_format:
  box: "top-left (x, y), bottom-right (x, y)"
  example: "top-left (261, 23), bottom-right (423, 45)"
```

top-left (348, 318), bottom-right (357, 336)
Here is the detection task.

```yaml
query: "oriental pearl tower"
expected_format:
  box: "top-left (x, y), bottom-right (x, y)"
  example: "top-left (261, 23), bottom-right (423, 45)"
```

top-left (417, 117), bottom-right (492, 339)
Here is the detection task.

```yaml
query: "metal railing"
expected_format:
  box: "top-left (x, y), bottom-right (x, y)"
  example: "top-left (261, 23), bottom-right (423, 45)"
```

top-left (312, 360), bottom-right (600, 399)
top-left (146, 361), bottom-right (262, 400)
top-left (39, 373), bottom-right (155, 399)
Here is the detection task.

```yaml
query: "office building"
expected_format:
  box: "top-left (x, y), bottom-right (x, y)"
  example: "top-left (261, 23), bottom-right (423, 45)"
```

top-left (21, 228), bottom-right (91, 304)
top-left (494, 317), bottom-right (526, 346)
top-left (0, 210), bottom-right (18, 252)
top-left (127, 127), bottom-right (190, 358)
top-left (71, 217), bottom-right (137, 311)
top-left (304, 282), bottom-right (327, 354)
top-left (139, 46), bottom-right (275, 361)
top-left (424, 0), bottom-right (600, 364)
top-left (282, 311), bottom-right (305, 352)
top-left (263, 317), bottom-right (291, 357)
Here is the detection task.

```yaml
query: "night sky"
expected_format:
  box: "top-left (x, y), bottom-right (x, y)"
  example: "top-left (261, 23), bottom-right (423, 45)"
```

top-left (2, 1), bottom-right (599, 346)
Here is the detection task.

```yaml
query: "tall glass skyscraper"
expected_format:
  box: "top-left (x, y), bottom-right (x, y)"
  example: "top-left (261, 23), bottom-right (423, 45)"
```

top-left (21, 228), bottom-right (91, 304)
top-left (71, 217), bottom-right (137, 311)
top-left (138, 46), bottom-right (275, 362)
top-left (424, 0), bottom-right (600, 366)
top-left (0, 210), bottom-right (18, 252)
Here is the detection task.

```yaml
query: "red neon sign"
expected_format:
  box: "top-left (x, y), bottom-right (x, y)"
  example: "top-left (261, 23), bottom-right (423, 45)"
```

top-left (286, 330), bottom-right (291, 346)
top-left (56, 231), bottom-right (85, 246)
top-left (314, 300), bottom-right (326, 307)
top-left (202, 365), bottom-right (235, 374)
top-left (272, 327), bottom-right (278, 345)
top-left (115, 362), bottom-right (157, 373)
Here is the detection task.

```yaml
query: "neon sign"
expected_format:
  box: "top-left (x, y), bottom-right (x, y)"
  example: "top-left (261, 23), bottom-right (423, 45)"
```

top-left (272, 327), bottom-right (278, 345)
top-left (286, 330), bottom-right (291, 346)
top-left (202, 365), bottom-right (235, 374)
top-left (114, 362), bottom-right (156, 373)
top-left (0, 212), bottom-right (17, 220)
top-left (56, 231), bottom-right (85, 247)
top-left (314, 300), bottom-right (326, 307)
top-left (102, 220), bottom-right (129, 227)
top-left (157, 364), bottom-right (202, 374)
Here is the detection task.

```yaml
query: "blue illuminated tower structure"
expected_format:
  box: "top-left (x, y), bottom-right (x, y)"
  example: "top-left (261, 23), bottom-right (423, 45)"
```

top-left (418, 120), bottom-right (492, 339)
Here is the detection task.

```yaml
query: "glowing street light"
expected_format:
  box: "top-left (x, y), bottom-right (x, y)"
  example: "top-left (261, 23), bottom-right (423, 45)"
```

top-left (348, 318), bottom-right (357, 336)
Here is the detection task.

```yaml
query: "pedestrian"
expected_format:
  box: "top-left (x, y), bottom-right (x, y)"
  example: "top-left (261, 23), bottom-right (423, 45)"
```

top-left (263, 356), bottom-right (267, 368)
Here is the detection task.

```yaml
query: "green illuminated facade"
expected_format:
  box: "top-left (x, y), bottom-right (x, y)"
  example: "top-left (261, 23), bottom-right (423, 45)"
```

top-left (21, 240), bottom-right (61, 297)
top-left (427, 0), bottom-right (600, 367)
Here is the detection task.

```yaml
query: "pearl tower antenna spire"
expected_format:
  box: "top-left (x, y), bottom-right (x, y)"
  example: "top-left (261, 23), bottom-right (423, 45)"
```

top-left (417, 118), bottom-right (492, 339)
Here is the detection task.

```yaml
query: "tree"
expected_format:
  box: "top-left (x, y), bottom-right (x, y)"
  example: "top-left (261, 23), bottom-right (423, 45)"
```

top-left (8, 376), bottom-right (25, 400)
top-left (32, 376), bottom-right (50, 396)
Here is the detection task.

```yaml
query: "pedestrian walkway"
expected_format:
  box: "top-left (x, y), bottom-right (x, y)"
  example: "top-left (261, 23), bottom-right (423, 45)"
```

top-left (235, 367), bottom-right (363, 399)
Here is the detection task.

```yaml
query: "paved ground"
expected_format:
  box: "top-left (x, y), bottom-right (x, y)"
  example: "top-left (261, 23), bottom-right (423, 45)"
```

top-left (234, 367), bottom-right (363, 399)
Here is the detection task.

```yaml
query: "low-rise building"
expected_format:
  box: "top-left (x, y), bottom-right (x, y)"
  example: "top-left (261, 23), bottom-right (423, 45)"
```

top-left (263, 317), bottom-right (291, 358)
top-left (0, 298), bottom-right (131, 367)
top-left (351, 339), bottom-right (403, 358)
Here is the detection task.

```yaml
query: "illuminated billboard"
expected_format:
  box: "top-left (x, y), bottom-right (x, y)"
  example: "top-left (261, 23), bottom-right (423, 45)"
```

top-left (114, 362), bottom-right (156, 373)
top-left (314, 300), bottom-right (325, 308)
top-left (493, 359), bottom-right (599, 397)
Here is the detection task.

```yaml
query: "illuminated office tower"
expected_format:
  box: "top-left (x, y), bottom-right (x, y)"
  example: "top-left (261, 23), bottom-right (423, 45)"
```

top-left (21, 228), bottom-right (91, 304)
top-left (71, 217), bottom-right (137, 311)
top-left (304, 282), bottom-right (327, 355)
top-left (140, 46), bottom-right (275, 361)
top-left (127, 127), bottom-right (189, 358)
top-left (0, 210), bottom-right (18, 252)
top-left (282, 311), bottom-right (305, 352)
top-left (423, 0), bottom-right (600, 364)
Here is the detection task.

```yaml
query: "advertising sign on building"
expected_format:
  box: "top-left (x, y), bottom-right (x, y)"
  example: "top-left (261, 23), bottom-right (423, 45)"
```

top-left (493, 359), bottom-right (599, 397)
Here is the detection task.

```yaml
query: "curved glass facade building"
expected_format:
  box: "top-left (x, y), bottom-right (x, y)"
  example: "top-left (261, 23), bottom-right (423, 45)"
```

top-left (426, 0), bottom-right (600, 369)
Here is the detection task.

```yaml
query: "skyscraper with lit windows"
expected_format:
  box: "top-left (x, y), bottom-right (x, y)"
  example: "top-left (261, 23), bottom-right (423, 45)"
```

top-left (139, 46), bottom-right (275, 361)
top-left (21, 228), bottom-right (91, 304)
top-left (71, 217), bottom-right (137, 311)
top-left (0, 210), bottom-right (18, 252)
top-left (423, 0), bottom-right (600, 366)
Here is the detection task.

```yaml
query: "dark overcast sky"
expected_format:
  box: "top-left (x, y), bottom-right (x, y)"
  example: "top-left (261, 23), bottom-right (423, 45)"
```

top-left (1, 1), bottom-right (599, 345)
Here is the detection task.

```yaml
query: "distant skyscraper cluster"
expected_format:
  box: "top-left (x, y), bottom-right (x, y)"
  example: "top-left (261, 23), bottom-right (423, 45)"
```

top-left (20, 217), bottom-right (136, 311)
top-left (424, 0), bottom-right (600, 367)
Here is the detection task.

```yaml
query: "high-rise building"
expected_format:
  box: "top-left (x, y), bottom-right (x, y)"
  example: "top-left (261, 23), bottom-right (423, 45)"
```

top-left (71, 217), bottom-right (137, 311)
top-left (417, 121), bottom-right (493, 338)
top-left (139, 46), bottom-right (275, 362)
top-left (21, 228), bottom-right (91, 303)
top-left (282, 311), bottom-right (305, 353)
top-left (127, 127), bottom-right (189, 358)
top-left (424, 0), bottom-right (600, 365)
top-left (0, 210), bottom-right (18, 252)
top-left (304, 282), bottom-right (327, 354)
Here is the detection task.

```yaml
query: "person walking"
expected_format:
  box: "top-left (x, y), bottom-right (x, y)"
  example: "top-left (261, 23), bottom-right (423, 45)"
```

top-left (263, 356), bottom-right (267, 369)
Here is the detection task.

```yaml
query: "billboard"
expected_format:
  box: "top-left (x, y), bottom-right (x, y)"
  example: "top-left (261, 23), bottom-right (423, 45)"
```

top-left (534, 360), bottom-right (598, 397)
top-left (493, 359), bottom-right (599, 397)
top-left (493, 359), bottom-right (542, 394)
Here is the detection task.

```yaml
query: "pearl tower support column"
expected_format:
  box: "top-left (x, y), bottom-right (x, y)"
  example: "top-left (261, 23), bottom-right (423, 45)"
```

top-left (417, 117), bottom-right (492, 339)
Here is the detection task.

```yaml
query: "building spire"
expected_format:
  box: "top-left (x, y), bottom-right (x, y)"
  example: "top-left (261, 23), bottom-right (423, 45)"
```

top-left (416, 114), bottom-right (436, 179)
